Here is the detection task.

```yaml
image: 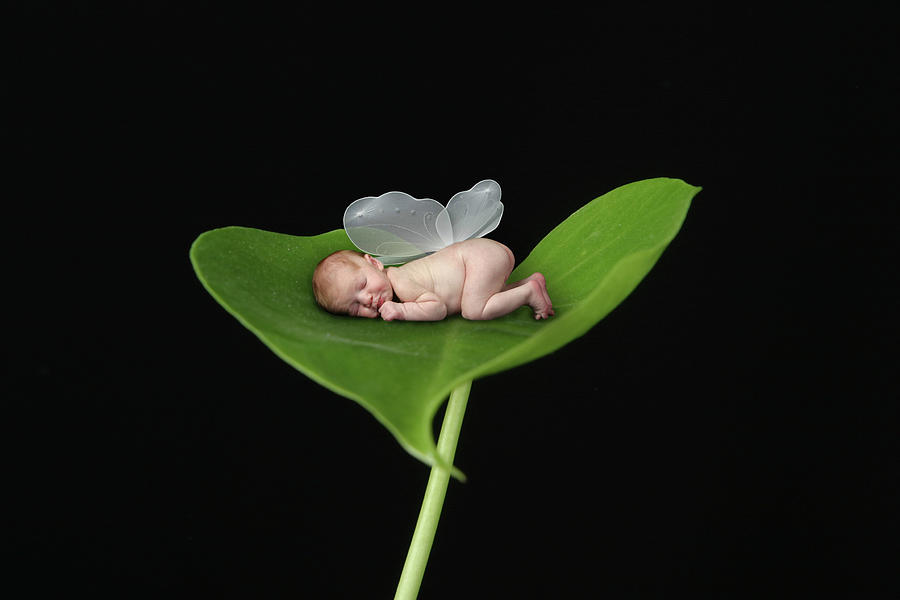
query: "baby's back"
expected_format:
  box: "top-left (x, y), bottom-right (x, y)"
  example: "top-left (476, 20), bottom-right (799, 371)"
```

top-left (391, 239), bottom-right (513, 313)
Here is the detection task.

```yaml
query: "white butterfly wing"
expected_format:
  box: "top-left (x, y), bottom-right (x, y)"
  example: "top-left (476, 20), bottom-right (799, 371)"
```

top-left (343, 191), bottom-right (449, 265)
top-left (438, 179), bottom-right (503, 243)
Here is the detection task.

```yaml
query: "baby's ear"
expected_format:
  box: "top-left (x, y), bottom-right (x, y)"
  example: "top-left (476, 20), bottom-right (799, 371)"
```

top-left (363, 254), bottom-right (384, 271)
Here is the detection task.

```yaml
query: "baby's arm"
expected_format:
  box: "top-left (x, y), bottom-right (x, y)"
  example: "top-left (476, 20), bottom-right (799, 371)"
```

top-left (379, 292), bottom-right (448, 322)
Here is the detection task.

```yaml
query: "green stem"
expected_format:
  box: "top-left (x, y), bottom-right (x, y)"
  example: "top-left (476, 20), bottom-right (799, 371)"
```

top-left (394, 380), bottom-right (472, 600)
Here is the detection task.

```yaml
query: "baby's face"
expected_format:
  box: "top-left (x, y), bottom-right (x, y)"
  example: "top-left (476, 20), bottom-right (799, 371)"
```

top-left (338, 254), bottom-right (394, 318)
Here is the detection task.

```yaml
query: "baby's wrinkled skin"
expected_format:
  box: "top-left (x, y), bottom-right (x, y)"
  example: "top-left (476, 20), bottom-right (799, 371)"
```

top-left (312, 239), bottom-right (554, 321)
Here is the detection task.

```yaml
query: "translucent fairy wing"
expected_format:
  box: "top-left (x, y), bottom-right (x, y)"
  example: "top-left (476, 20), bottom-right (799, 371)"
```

top-left (343, 191), bottom-right (449, 264)
top-left (435, 179), bottom-right (503, 243)
top-left (343, 180), bottom-right (503, 264)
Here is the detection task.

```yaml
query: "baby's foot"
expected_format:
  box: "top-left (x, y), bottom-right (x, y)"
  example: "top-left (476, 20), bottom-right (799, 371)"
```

top-left (526, 273), bottom-right (555, 320)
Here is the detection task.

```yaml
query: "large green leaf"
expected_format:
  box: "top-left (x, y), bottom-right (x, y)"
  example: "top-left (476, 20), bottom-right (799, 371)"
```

top-left (190, 178), bottom-right (700, 470)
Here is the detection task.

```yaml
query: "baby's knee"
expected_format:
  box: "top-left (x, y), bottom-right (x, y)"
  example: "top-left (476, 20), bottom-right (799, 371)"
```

top-left (460, 306), bottom-right (481, 320)
top-left (460, 302), bottom-right (487, 320)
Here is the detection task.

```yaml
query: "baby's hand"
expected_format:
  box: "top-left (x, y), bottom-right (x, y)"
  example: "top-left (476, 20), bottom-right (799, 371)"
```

top-left (379, 301), bottom-right (403, 321)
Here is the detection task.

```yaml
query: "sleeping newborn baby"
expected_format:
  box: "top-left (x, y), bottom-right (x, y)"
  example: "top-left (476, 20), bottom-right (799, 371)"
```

top-left (312, 239), bottom-right (554, 321)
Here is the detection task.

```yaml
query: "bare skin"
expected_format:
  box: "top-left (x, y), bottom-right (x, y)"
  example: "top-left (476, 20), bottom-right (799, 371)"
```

top-left (322, 239), bottom-right (554, 321)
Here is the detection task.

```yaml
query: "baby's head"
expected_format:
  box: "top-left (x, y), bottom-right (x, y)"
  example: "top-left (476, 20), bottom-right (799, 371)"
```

top-left (312, 250), bottom-right (394, 318)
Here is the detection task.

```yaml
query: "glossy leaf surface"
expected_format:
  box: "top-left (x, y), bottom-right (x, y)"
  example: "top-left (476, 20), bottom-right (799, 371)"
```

top-left (190, 178), bottom-right (700, 469)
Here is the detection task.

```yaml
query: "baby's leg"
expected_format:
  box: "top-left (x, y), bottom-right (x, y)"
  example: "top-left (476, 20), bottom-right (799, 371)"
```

top-left (460, 244), bottom-right (554, 320)
top-left (503, 273), bottom-right (554, 317)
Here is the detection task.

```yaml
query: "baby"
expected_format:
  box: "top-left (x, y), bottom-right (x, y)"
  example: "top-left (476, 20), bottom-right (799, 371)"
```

top-left (312, 238), bottom-right (554, 321)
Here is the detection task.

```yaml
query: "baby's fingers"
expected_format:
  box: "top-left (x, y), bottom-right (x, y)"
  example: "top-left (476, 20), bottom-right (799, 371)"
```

top-left (379, 302), bottom-right (398, 321)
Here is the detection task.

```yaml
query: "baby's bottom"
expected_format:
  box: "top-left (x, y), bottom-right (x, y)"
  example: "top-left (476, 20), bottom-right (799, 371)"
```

top-left (460, 243), bottom-right (554, 320)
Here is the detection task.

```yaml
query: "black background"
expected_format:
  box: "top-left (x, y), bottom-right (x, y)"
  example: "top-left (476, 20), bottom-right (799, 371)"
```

top-left (9, 4), bottom-right (897, 598)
